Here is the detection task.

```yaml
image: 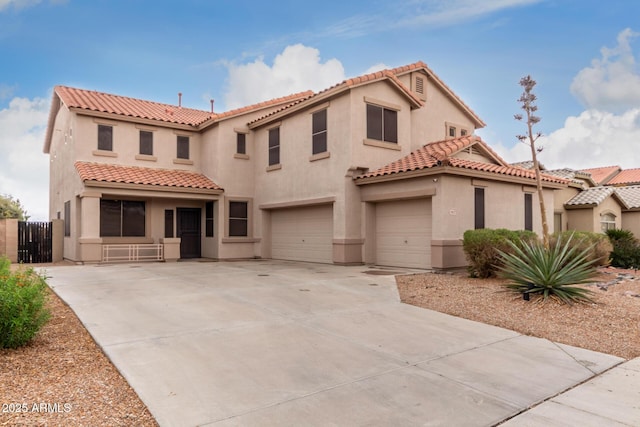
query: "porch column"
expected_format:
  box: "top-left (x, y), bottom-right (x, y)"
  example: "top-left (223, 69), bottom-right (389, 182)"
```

top-left (78, 191), bottom-right (102, 262)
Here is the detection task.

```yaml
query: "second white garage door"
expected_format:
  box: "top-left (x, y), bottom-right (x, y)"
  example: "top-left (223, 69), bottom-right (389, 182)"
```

top-left (376, 198), bottom-right (432, 269)
top-left (271, 205), bottom-right (333, 263)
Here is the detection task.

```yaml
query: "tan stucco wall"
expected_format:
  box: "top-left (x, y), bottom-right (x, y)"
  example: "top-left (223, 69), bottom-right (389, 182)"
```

top-left (566, 197), bottom-right (622, 234)
top-left (396, 71), bottom-right (478, 150)
top-left (622, 211), bottom-right (640, 238)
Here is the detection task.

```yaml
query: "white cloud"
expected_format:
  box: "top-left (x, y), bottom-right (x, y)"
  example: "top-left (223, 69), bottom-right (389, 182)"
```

top-left (0, 96), bottom-right (50, 220)
top-left (496, 28), bottom-right (640, 172)
top-left (0, 0), bottom-right (65, 11)
top-left (223, 44), bottom-right (345, 110)
top-left (0, 0), bottom-right (39, 11)
top-left (399, 0), bottom-right (543, 28)
top-left (571, 28), bottom-right (640, 112)
top-left (364, 63), bottom-right (388, 74)
top-left (495, 108), bottom-right (640, 170)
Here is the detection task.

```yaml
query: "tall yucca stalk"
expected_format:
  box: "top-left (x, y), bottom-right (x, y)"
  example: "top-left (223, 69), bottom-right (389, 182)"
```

top-left (515, 76), bottom-right (549, 249)
top-left (497, 233), bottom-right (598, 304)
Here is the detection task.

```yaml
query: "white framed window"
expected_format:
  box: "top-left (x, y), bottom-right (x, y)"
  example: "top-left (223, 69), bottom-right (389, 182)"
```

top-left (600, 212), bottom-right (616, 232)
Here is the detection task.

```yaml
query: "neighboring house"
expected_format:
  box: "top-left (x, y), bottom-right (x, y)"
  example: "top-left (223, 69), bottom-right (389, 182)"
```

top-left (44, 61), bottom-right (568, 269)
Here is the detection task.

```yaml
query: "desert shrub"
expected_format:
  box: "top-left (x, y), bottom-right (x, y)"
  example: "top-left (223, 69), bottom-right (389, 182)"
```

top-left (463, 228), bottom-right (538, 278)
top-left (606, 229), bottom-right (640, 269)
top-left (0, 258), bottom-right (50, 348)
top-left (498, 233), bottom-right (598, 304)
top-left (550, 231), bottom-right (612, 266)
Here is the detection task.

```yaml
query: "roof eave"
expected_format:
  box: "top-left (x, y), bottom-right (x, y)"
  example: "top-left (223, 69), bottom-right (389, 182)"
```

top-left (70, 108), bottom-right (200, 131)
top-left (355, 165), bottom-right (567, 188)
top-left (82, 180), bottom-right (224, 195)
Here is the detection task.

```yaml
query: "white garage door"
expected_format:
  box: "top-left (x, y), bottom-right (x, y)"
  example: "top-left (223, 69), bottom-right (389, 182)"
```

top-left (376, 198), bottom-right (432, 269)
top-left (271, 205), bottom-right (333, 263)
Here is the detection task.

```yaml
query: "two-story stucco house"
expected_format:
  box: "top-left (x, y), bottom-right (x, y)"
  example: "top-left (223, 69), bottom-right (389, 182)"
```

top-left (44, 61), bottom-right (568, 269)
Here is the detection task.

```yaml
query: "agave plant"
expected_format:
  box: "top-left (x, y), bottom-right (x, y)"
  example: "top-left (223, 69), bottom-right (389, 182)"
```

top-left (497, 233), bottom-right (598, 304)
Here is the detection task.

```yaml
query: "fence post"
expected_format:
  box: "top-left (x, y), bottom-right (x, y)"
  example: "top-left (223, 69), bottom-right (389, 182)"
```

top-left (0, 219), bottom-right (19, 263)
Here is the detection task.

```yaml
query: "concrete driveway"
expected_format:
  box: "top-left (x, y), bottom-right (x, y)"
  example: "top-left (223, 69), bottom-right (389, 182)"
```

top-left (46, 260), bottom-right (623, 426)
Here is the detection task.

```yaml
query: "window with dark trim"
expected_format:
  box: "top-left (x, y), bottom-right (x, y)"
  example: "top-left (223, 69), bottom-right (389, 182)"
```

top-left (236, 133), bottom-right (246, 155)
top-left (366, 104), bottom-right (397, 143)
top-left (268, 128), bottom-right (280, 166)
top-left (100, 199), bottom-right (145, 237)
top-left (177, 135), bottom-right (190, 159)
top-left (64, 200), bottom-right (70, 237)
top-left (140, 131), bottom-right (153, 155)
top-left (474, 187), bottom-right (485, 229)
top-left (229, 201), bottom-right (248, 237)
top-left (205, 201), bottom-right (214, 237)
top-left (448, 126), bottom-right (456, 138)
top-left (164, 210), bottom-right (174, 238)
top-left (460, 129), bottom-right (468, 136)
top-left (312, 109), bottom-right (327, 154)
top-left (98, 124), bottom-right (113, 151)
top-left (524, 193), bottom-right (533, 231)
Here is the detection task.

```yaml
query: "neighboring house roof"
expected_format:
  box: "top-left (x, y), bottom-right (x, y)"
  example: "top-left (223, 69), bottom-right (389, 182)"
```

top-left (511, 160), bottom-right (546, 170)
top-left (613, 186), bottom-right (640, 209)
top-left (605, 168), bottom-right (640, 186)
top-left (580, 165), bottom-right (621, 185)
top-left (544, 168), bottom-right (596, 189)
top-left (249, 61), bottom-right (485, 129)
top-left (564, 186), bottom-right (628, 209)
top-left (75, 162), bottom-right (223, 191)
top-left (355, 135), bottom-right (568, 185)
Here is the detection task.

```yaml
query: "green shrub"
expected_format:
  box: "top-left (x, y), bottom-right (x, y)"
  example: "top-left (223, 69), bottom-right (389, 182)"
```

top-left (0, 258), bottom-right (50, 349)
top-left (498, 233), bottom-right (598, 304)
top-left (606, 228), bottom-right (640, 269)
top-left (463, 228), bottom-right (538, 278)
top-left (550, 230), bottom-right (612, 266)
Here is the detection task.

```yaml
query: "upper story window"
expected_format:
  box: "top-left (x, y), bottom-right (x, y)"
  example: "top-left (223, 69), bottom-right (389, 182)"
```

top-left (177, 135), bottom-right (190, 159)
top-left (447, 122), bottom-right (471, 139)
top-left (98, 124), bottom-right (113, 151)
top-left (139, 131), bottom-right (153, 155)
top-left (312, 109), bottom-right (328, 154)
top-left (601, 213), bottom-right (616, 232)
top-left (236, 133), bottom-right (246, 155)
top-left (366, 104), bottom-right (397, 143)
top-left (448, 126), bottom-right (456, 138)
top-left (268, 127), bottom-right (280, 166)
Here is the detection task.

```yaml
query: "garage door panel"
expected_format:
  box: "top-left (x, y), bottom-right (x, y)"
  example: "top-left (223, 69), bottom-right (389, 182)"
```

top-left (271, 205), bottom-right (333, 263)
top-left (376, 199), bottom-right (431, 269)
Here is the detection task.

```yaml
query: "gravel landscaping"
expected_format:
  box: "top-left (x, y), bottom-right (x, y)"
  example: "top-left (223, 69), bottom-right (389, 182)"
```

top-left (0, 287), bottom-right (157, 427)
top-left (396, 267), bottom-right (640, 360)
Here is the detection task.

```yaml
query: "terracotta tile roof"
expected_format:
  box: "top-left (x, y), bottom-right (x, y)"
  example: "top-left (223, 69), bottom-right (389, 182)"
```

top-left (356, 136), bottom-right (567, 184)
top-left (212, 91), bottom-right (314, 121)
top-left (565, 186), bottom-right (616, 207)
top-left (75, 162), bottom-right (222, 191)
top-left (580, 165), bottom-right (621, 185)
top-left (56, 86), bottom-right (214, 127)
top-left (389, 61), bottom-right (485, 127)
top-left (605, 168), bottom-right (640, 186)
top-left (249, 69), bottom-right (423, 127)
top-left (614, 186), bottom-right (640, 209)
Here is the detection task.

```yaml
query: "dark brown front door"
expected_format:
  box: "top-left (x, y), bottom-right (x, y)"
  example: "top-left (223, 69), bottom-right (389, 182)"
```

top-left (177, 208), bottom-right (201, 259)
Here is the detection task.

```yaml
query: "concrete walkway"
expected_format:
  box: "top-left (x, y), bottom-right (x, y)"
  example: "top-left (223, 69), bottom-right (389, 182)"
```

top-left (45, 261), bottom-right (637, 426)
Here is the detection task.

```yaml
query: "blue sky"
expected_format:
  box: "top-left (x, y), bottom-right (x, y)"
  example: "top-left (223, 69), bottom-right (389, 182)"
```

top-left (1, 0), bottom-right (640, 220)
